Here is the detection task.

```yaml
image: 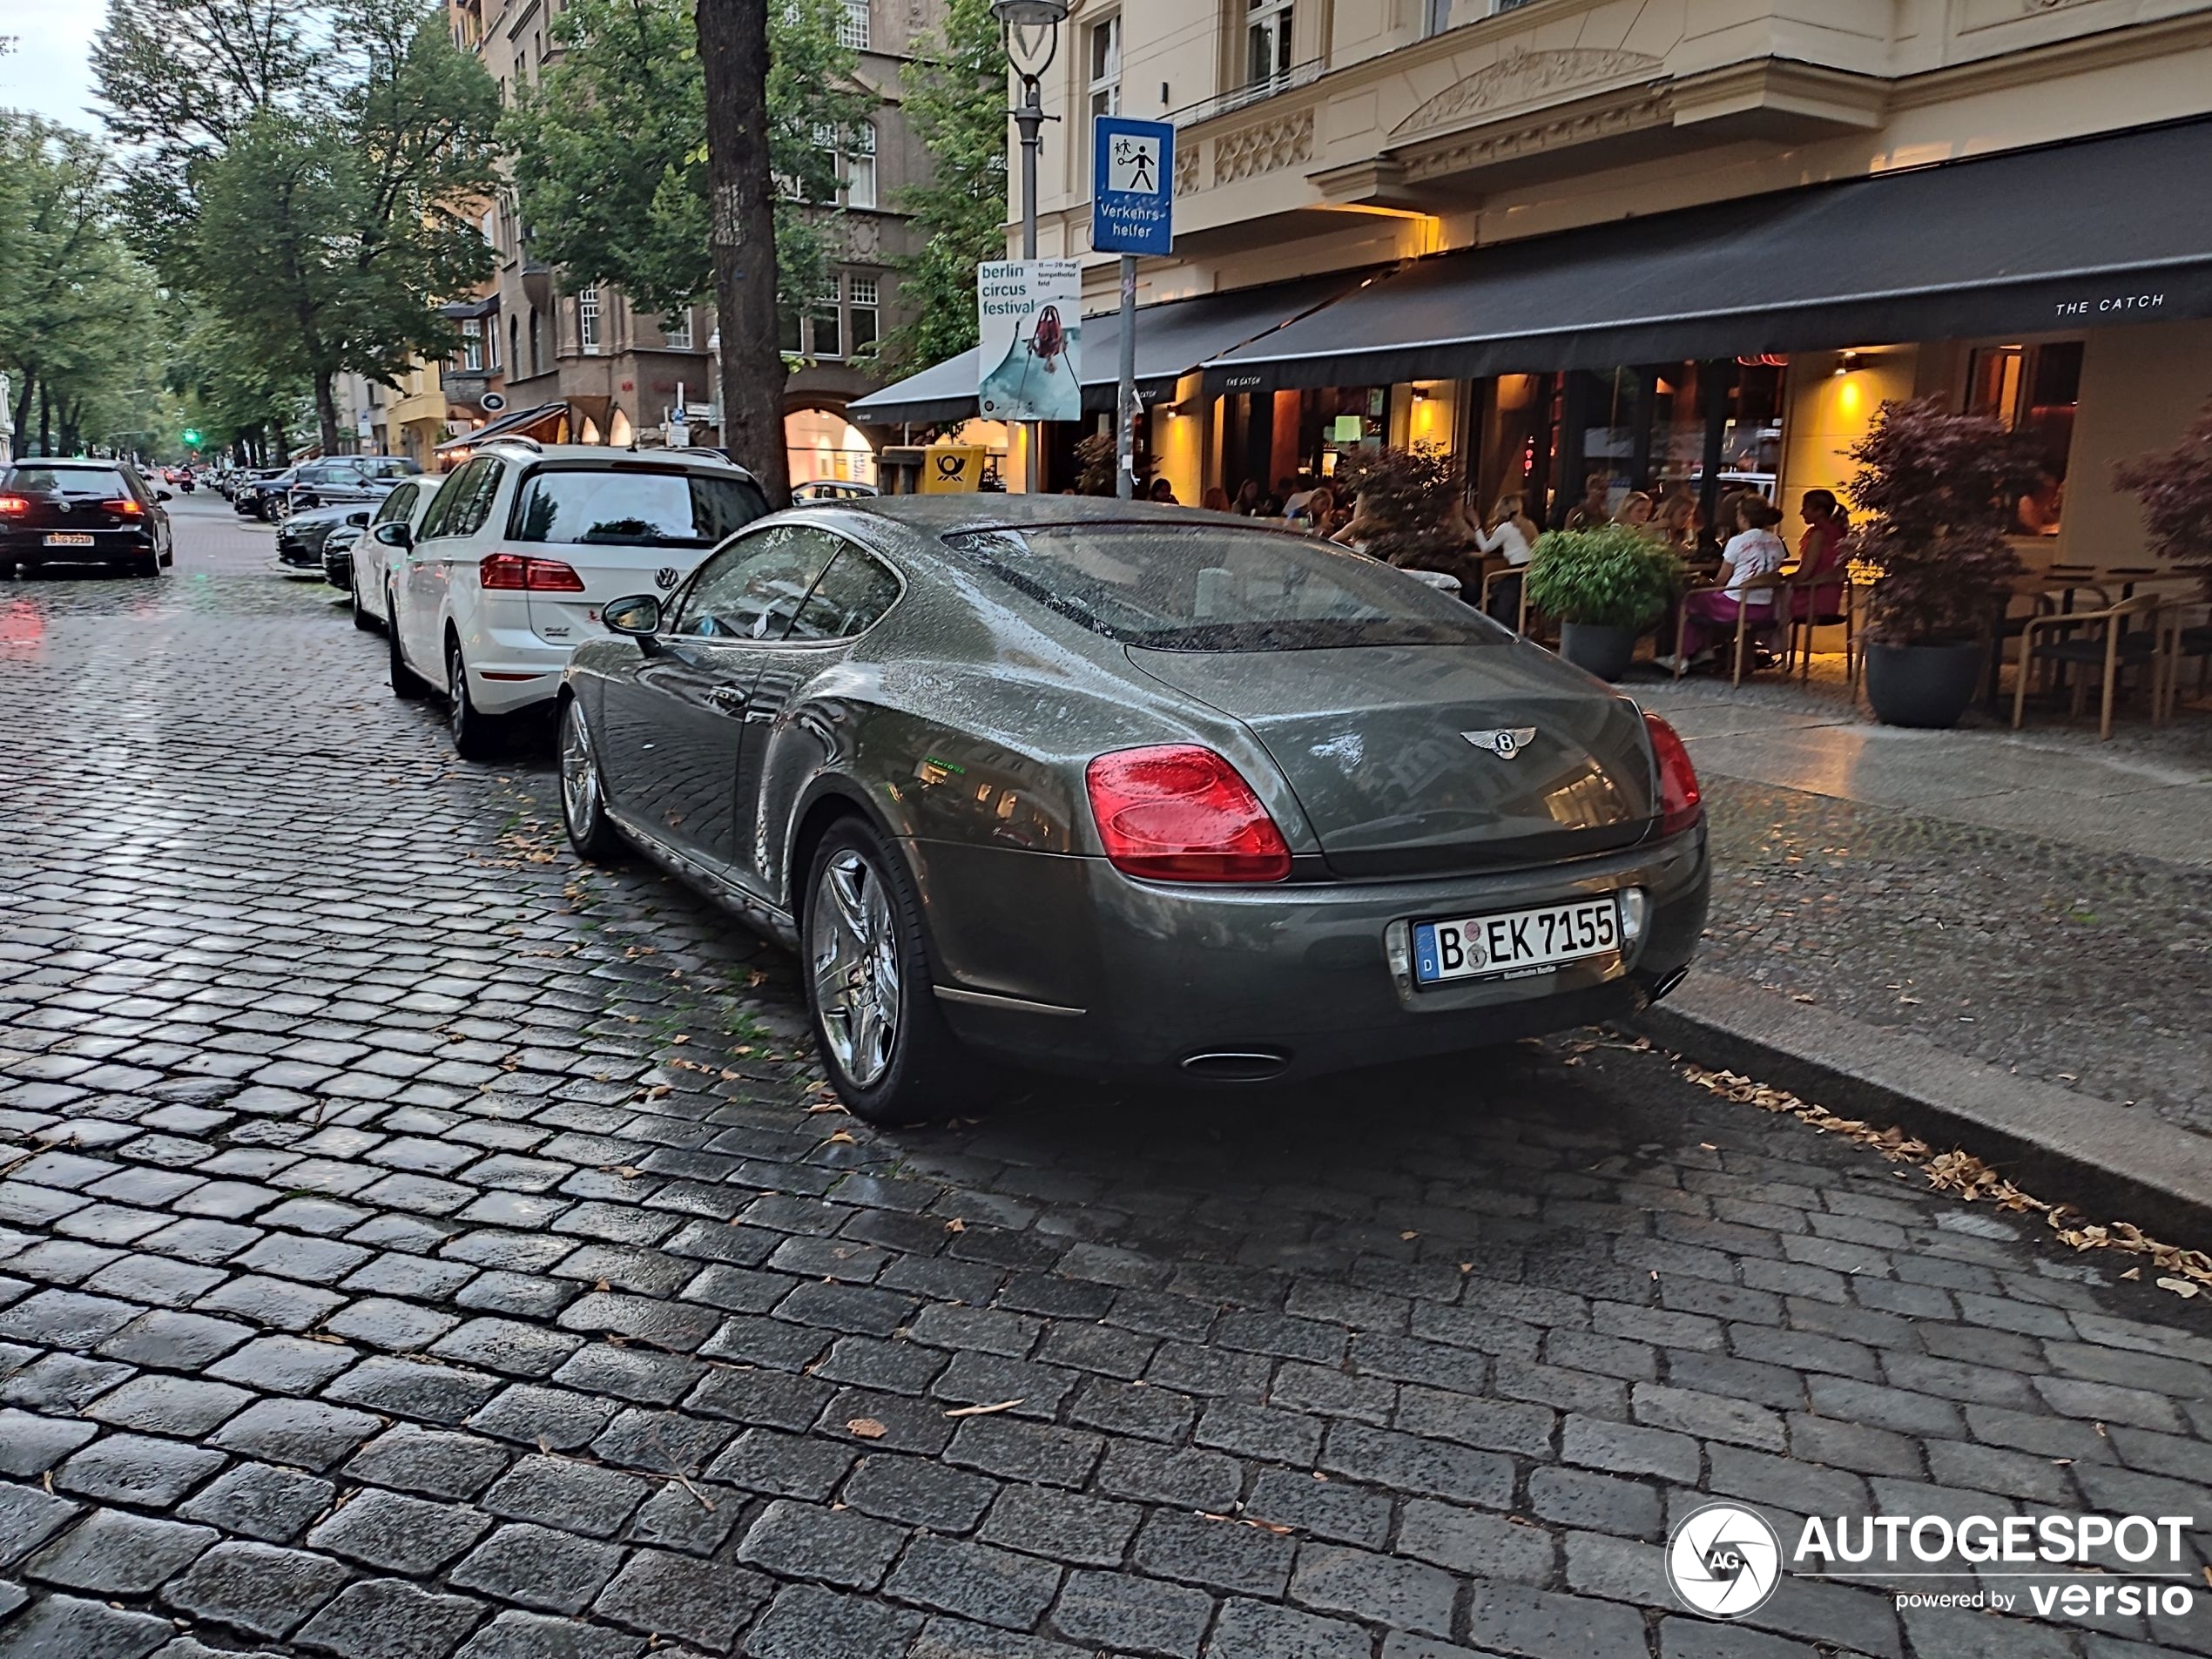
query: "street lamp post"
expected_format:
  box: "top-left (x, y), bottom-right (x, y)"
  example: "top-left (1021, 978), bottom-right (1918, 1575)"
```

top-left (992, 0), bottom-right (1069, 495)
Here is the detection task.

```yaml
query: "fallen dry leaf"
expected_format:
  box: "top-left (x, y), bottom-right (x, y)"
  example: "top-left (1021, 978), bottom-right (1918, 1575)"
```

top-left (944, 1218), bottom-right (966, 1234)
top-left (846, 1418), bottom-right (888, 1439)
top-left (823, 1129), bottom-right (859, 1146)
top-left (943, 1399), bottom-right (1023, 1419)
top-left (2157, 1278), bottom-right (2202, 1298)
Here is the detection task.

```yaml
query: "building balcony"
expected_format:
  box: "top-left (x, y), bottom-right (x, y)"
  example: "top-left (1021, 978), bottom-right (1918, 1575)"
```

top-left (442, 369), bottom-right (497, 409)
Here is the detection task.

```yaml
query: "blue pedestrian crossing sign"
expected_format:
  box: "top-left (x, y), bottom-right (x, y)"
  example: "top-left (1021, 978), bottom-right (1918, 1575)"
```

top-left (1092, 116), bottom-right (1175, 256)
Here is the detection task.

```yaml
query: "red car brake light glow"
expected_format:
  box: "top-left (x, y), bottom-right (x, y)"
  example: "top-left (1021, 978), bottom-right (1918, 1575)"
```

top-left (104, 498), bottom-right (145, 516)
top-left (1085, 745), bottom-right (1292, 883)
top-left (479, 553), bottom-right (585, 592)
top-left (0, 496), bottom-right (28, 516)
top-left (1643, 712), bottom-right (1703, 837)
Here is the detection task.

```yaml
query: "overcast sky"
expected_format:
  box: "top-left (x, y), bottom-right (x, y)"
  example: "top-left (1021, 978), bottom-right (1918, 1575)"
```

top-left (1, 0), bottom-right (103, 132)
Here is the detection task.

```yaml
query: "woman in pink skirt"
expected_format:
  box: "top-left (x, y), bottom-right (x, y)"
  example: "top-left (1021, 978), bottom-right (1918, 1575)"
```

top-left (1657, 496), bottom-right (1789, 671)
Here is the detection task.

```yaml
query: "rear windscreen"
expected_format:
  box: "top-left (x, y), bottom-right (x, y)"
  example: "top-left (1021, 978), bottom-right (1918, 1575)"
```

top-left (5, 468), bottom-right (130, 497)
top-left (945, 523), bottom-right (1501, 651)
top-left (509, 469), bottom-right (768, 548)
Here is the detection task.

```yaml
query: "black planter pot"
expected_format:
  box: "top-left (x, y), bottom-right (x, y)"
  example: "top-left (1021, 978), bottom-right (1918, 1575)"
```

top-left (1863, 638), bottom-right (1984, 728)
top-left (1557, 622), bottom-right (1639, 682)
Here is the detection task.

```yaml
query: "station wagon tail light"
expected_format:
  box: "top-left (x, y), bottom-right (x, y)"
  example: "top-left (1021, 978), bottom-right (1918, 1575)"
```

top-left (1643, 712), bottom-right (1703, 837)
top-left (479, 552), bottom-right (584, 592)
top-left (105, 498), bottom-right (145, 516)
top-left (0, 496), bottom-right (29, 516)
top-left (1086, 745), bottom-right (1291, 883)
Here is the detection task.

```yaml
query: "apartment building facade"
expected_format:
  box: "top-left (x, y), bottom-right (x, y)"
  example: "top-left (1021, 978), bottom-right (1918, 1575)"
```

top-left (425, 0), bottom-right (943, 488)
top-left (857, 0), bottom-right (2212, 569)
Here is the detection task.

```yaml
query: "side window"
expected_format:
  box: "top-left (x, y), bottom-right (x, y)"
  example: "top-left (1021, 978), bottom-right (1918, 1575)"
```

top-left (418, 460), bottom-right (483, 539)
top-left (450, 462), bottom-right (505, 539)
top-left (669, 525), bottom-right (840, 641)
top-left (372, 482), bottom-right (418, 525)
top-left (786, 548), bottom-right (901, 640)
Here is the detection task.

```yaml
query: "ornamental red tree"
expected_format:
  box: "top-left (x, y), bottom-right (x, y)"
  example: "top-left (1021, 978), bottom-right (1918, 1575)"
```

top-left (1844, 396), bottom-right (2043, 645)
top-left (2113, 397), bottom-right (2212, 603)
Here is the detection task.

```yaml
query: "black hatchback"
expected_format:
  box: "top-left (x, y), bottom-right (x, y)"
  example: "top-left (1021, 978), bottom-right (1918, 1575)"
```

top-left (0, 460), bottom-right (173, 577)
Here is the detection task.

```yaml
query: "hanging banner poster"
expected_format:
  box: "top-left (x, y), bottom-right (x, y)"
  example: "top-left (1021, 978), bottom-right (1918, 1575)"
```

top-left (977, 259), bottom-right (1082, 423)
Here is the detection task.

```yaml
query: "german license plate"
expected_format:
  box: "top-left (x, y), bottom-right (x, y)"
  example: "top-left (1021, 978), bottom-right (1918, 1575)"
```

top-left (1413, 897), bottom-right (1621, 986)
top-left (44, 533), bottom-right (95, 547)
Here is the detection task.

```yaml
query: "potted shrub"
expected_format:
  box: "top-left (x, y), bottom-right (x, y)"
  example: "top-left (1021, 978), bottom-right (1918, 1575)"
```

top-left (1522, 523), bottom-right (1683, 681)
top-left (1847, 397), bottom-right (2041, 728)
top-left (2113, 396), bottom-right (2212, 599)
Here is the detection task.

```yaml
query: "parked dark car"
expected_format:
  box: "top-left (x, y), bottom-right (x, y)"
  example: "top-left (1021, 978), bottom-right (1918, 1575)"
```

top-left (321, 523), bottom-right (365, 591)
top-left (232, 469), bottom-right (293, 518)
top-left (556, 498), bottom-right (1710, 1124)
top-left (276, 502), bottom-right (373, 576)
top-left (0, 459), bottom-right (173, 577)
top-left (286, 455), bottom-right (420, 515)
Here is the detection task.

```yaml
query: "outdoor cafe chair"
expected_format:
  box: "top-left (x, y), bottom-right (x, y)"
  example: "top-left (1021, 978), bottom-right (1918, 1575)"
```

top-left (1480, 565), bottom-right (1529, 634)
top-left (1785, 568), bottom-right (1854, 683)
top-left (2152, 601), bottom-right (2212, 720)
top-left (2012, 590), bottom-right (2163, 740)
top-left (1672, 570), bottom-right (1794, 686)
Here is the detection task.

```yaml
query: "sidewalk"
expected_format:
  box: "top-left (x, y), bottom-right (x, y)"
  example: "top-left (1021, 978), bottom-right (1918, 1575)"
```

top-left (1631, 656), bottom-right (2212, 1167)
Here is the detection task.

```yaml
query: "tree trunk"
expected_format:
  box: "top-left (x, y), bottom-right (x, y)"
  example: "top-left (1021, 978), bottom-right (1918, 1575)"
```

top-left (37, 382), bottom-right (51, 456)
top-left (11, 372), bottom-right (33, 452)
top-left (272, 417), bottom-right (292, 467)
top-left (313, 370), bottom-right (341, 458)
top-left (696, 0), bottom-right (790, 505)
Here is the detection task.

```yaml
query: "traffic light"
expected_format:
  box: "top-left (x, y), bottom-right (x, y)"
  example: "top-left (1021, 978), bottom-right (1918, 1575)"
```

top-left (182, 428), bottom-right (202, 448)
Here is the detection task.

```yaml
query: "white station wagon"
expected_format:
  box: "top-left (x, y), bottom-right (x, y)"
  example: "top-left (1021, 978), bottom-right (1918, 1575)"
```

top-left (375, 441), bottom-right (769, 757)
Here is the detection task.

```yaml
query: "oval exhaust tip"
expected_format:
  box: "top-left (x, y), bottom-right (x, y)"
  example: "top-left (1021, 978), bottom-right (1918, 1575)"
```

top-left (1179, 1050), bottom-right (1291, 1083)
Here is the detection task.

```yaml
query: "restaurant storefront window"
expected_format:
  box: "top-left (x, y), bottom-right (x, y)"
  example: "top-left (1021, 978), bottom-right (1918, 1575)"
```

top-left (1967, 340), bottom-right (2081, 535)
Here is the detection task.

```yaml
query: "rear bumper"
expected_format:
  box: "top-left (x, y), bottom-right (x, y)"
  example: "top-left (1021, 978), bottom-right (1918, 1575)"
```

top-left (1, 530), bottom-right (158, 567)
top-left (916, 824), bottom-right (1710, 1082)
top-left (462, 625), bottom-right (571, 714)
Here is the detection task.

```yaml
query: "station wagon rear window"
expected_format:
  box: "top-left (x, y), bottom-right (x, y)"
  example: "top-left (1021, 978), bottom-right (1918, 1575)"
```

top-left (509, 468), bottom-right (767, 549)
top-left (946, 523), bottom-right (1501, 651)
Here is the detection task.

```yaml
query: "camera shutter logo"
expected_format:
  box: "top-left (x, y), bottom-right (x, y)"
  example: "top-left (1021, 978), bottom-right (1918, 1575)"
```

top-left (1667, 1502), bottom-right (1783, 1618)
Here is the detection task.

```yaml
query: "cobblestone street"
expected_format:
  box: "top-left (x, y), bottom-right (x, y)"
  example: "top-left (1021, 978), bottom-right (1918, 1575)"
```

top-left (3, 498), bottom-right (2211, 1659)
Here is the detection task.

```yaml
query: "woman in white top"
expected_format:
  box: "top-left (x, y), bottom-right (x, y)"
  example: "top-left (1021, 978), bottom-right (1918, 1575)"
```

top-left (1662, 496), bottom-right (1788, 669)
top-left (1470, 491), bottom-right (1538, 566)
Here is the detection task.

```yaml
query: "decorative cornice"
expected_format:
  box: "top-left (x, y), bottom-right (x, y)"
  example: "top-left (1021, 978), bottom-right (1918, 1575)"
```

top-left (1397, 92), bottom-right (1674, 183)
top-left (1390, 46), bottom-right (1664, 138)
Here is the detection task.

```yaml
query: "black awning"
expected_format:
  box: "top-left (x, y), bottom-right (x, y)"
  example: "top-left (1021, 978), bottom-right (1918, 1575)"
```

top-left (1204, 118), bottom-right (2212, 394)
top-left (848, 269), bottom-right (1377, 427)
top-left (435, 400), bottom-right (566, 454)
top-left (440, 295), bottom-right (500, 321)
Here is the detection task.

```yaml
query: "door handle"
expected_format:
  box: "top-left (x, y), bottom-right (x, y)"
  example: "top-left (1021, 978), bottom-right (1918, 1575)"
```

top-left (711, 686), bottom-right (750, 712)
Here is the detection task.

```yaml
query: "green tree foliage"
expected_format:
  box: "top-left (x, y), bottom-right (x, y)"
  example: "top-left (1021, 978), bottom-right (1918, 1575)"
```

top-left (0, 116), bottom-right (165, 457)
top-left (502, 0), bottom-right (872, 315)
top-left (95, 0), bottom-right (501, 453)
top-left (874, 0), bottom-right (1006, 377)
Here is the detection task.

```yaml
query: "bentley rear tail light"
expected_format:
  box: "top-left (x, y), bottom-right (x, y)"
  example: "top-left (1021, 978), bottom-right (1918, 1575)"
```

top-left (1643, 712), bottom-right (1703, 837)
top-left (1086, 745), bottom-right (1291, 883)
top-left (480, 553), bottom-right (585, 592)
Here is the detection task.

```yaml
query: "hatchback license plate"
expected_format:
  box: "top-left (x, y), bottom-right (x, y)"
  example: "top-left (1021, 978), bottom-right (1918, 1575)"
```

top-left (1413, 897), bottom-right (1620, 986)
top-left (44, 533), bottom-right (95, 547)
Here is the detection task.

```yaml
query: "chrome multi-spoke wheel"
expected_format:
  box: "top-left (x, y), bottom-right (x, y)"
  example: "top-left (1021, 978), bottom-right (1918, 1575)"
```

top-left (809, 847), bottom-right (901, 1089)
top-left (557, 699), bottom-right (623, 861)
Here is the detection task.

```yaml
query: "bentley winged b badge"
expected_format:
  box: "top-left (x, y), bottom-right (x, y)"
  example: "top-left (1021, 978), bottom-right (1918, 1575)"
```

top-left (1462, 726), bottom-right (1537, 760)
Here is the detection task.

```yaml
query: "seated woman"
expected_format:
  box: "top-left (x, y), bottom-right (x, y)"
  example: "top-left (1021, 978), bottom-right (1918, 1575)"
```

top-left (1791, 488), bottom-right (1851, 624)
top-left (1656, 496), bottom-right (1788, 671)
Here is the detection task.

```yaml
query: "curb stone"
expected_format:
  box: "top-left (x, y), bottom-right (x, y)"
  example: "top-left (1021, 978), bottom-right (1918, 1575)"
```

top-left (1624, 969), bottom-right (2212, 1253)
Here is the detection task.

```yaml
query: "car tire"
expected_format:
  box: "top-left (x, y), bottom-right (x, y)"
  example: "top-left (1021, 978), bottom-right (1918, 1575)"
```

top-left (132, 556), bottom-right (160, 578)
top-left (388, 592), bottom-right (430, 699)
top-left (350, 565), bottom-right (378, 632)
top-left (802, 816), bottom-right (993, 1127)
top-left (446, 636), bottom-right (499, 760)
top-left (557, 697), bottom-right (624, 861)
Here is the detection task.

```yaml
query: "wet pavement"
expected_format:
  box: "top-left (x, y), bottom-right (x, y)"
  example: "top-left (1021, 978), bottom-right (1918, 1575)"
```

top-left (2, 496), bottom-right (2210, 1659)
top-left (1644, 672), bottom-right (2212, 1137)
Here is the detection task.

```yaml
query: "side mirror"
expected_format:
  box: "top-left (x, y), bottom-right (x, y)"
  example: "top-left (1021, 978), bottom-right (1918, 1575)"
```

top-left (372, 522), bottom-right (413, 549)
top-left (347, 510), bottom-right (370, 525)
top-left (603, 594), bottom-right (664, 637)
top-left (156, 490), bottom-right (173, 502)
